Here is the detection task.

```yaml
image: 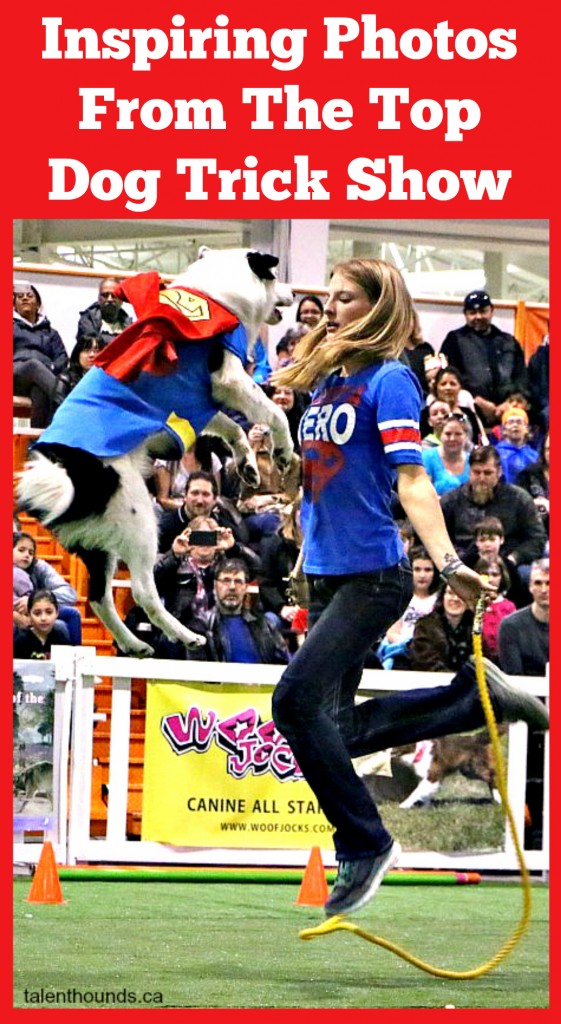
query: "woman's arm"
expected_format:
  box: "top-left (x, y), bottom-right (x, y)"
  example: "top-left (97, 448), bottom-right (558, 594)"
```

top-left (384, 616), bottom-right (405, 644)
top-left (396, 463), bottom-right (492, 609)
top-left (49, 330), bottom-right (71, 375)
top-left (153, 463), bottom-right (183, 511)
top-left (32, 559), bottom-right (77, 606)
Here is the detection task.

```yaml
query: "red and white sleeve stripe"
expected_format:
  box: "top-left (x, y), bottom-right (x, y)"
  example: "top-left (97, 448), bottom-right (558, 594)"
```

top-left (378, 418), bottom-right (422, 456)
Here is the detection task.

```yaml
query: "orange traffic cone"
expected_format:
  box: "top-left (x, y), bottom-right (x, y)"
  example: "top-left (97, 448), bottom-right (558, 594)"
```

top-left (26, 841), bottom-right (65, 905)
top-left (295, 845), bottom-right (329, 906)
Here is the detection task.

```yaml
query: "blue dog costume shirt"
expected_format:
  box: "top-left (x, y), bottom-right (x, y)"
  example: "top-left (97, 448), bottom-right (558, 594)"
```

top-left (38, 272), bottom-right (248, 457)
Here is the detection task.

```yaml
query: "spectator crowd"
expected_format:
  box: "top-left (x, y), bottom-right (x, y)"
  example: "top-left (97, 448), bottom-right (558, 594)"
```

top-left (13, 278), bottom-right (549, 673)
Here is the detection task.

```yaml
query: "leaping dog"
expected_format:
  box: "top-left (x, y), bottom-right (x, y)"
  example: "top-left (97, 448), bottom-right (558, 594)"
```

top-left (17, 248), bottom-right (295, 657)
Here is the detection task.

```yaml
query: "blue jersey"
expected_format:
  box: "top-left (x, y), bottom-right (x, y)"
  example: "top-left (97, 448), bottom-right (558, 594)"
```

top-left (299, 360), bottom-right (423, 575)
top-left (39, 324), bottom-right (248, 458)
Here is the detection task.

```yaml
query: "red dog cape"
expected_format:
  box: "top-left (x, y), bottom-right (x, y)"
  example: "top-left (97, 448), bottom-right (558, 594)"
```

top-left (36, 271), bottom-right (248, 457)
top-left (94, 271), bottom-right (239, 382)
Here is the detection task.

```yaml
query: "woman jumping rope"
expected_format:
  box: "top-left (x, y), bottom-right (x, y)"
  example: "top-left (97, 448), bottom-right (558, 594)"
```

top-left (271, 258), bottom-right (549, 918)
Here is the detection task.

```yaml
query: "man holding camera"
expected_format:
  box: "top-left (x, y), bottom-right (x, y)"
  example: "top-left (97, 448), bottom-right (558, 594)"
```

top-left (155, 517), bottom-right (235, 625)
top-left (146, 519), bottom-right (257, 658)
top-left (157, 470), bottom-right (260, 572)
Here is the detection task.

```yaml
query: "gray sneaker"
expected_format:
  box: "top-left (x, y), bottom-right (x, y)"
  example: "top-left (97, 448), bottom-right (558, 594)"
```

top-left (325, 841), bottom-right (401, 917)
top-left (481, 657), bottom-right (549, 731)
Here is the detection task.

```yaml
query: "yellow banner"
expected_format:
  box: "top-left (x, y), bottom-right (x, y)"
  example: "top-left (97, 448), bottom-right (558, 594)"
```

top-left (141, 682), bottom-right (334, 850)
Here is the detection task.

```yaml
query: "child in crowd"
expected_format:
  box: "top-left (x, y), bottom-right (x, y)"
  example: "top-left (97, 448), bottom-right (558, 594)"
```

top-left (474, 557), bottom-right (517, 663)
top-left (397, 519), bottom-right (416, 556)
top-left (492, 389), bottom-right (544, 450)
top-left (13, 533), bottom-right (77, 606)
top-left (376, 546), bottom-right (439, 669)
top-left (495, 407), bottom-right (539, 483)
top-left (408, 583), bottom-right (474, 674)
top-left (13, 589), bottom-right (71, 659)
top-left (13, 566), bottom-right (34, 628)
top-left (467, 517), bottom-right (529, 608)
top-left (13, 531), bottom-right (82, 642)
top-left (421, 400), bottom-right (450, 448)
top-left (53, 335), bottom-right (103, 407)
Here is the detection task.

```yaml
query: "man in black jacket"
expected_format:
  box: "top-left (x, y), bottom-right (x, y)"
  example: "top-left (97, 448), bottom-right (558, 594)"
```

top-left (440, 289), bottom-right (528, 425)
top-left (76, 277), bottom-right (132, 347)
top-left (440, 446), bottom-right (547, 575)
top-left (192, 559), bottom-right (290, 665)
top-left (498, 557), bottom-right (549, 851)
top-left (157, 471), bottom-right (259, 572)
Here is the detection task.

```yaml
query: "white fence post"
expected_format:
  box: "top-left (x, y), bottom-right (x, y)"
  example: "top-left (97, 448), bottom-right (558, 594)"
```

top-left (106, 677), bottom-right (133, 844)
top-left (66, 647), bottom-right (97, 866)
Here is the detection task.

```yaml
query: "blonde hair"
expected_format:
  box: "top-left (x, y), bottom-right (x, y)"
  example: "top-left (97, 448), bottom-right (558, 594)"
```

top-left (280, 492), bottom-right (303, 545)
top-left (272, 258), bottom-right (414, 391)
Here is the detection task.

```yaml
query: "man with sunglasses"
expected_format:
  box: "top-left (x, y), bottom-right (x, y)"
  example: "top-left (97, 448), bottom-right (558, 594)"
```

top-left (76, 277), bottom-right (132, 348)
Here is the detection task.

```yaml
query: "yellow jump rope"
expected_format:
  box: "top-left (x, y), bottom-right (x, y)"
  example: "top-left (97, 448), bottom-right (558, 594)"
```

top-left (299, 594), bottom-right (533, 979)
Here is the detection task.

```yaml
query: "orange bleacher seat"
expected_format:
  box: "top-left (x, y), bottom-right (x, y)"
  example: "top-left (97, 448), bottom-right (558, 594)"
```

top-left (32, 535), bottom-right (58, 557)
top-left (87, 638), bottom-right (117, 656)
top-left (13, 396), bottom-right (32, 424)
top-left (13, 428), bottom-right (43, 474)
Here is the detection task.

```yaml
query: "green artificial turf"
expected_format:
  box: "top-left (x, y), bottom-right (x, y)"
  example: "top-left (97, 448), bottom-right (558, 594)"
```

top-left (13, 879), bottom-right (549, 1009)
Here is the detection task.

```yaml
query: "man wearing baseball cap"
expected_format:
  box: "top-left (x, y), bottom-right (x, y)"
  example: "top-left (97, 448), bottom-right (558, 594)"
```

top-left (440, 290), bottom-right (528, 426)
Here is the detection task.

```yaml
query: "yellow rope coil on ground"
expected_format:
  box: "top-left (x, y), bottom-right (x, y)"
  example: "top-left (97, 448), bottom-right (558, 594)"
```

top-left (299, 596), bottom-right (533, 979)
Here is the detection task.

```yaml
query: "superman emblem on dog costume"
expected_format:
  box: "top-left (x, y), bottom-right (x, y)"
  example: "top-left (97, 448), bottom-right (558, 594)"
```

top-left (38, 271), bottom-right (248, 457)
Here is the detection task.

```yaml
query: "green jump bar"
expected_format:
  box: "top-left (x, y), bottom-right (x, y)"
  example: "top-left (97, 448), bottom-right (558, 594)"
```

top-left (58, 867), bottom-right (481, 885)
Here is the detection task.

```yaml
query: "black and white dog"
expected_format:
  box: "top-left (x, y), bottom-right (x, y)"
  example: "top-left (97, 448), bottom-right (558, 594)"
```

top-left (17, 248), bottom-right (294, 657)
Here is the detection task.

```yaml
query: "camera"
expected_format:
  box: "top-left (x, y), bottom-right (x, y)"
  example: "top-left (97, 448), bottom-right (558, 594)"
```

top-left (188, 530), bottom-right (218, 547)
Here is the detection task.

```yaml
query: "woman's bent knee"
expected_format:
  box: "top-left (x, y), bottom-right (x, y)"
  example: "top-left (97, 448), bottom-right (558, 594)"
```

top-left (271, 684), bottom-right (289, 731)
top-left (272, 677), bottom-right (301, 732)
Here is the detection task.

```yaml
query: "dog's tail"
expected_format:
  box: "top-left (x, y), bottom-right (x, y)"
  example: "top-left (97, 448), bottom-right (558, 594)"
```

top-left (17, 452), bottom-right (75, 526)
top-left (17, 445), bottom-right (121, 527)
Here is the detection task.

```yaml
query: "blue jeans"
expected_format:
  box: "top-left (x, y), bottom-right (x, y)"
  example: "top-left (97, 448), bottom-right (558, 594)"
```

top-left (272, 564), bottom-right (494, 861)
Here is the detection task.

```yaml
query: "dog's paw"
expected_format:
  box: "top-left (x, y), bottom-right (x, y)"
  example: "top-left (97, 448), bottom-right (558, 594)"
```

top-left (184, 633), bottom-right (207, 650)
top-left (399, 797), bottom-right (427, 810)
top-left (123, 640), bottom-right (155, 658)
top-left (273, 448), bottom-right (291, 473)
top-left (237, 460), bottom-right (261, 488)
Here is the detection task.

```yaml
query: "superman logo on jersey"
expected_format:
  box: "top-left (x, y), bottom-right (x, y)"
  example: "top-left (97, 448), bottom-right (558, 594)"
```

top-left (299, 384), bottom-right (365, 502)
